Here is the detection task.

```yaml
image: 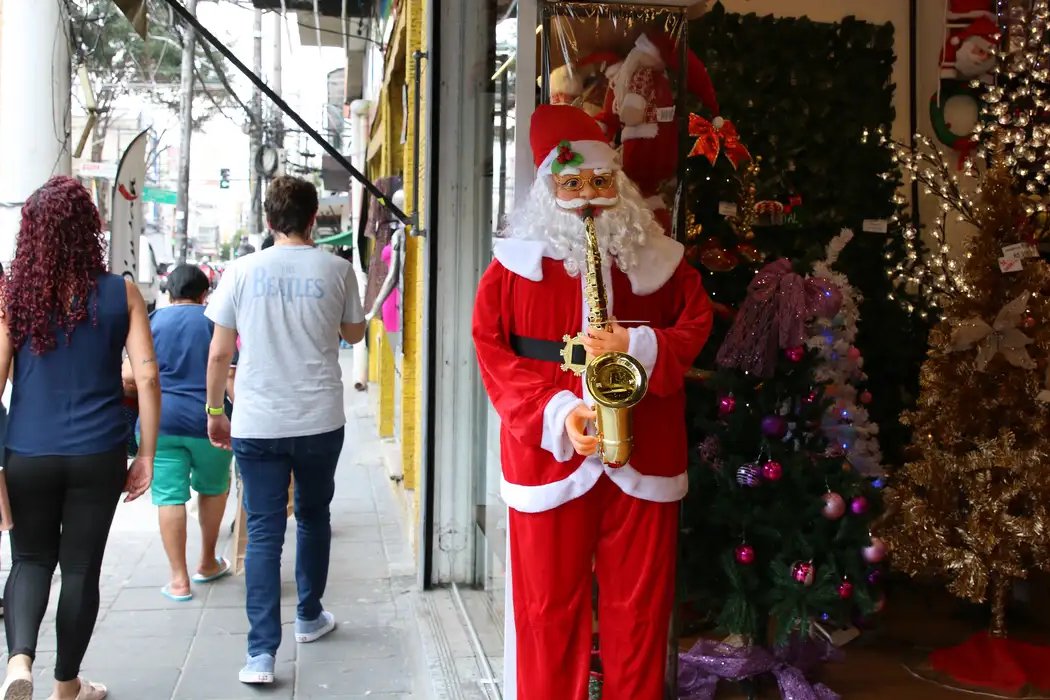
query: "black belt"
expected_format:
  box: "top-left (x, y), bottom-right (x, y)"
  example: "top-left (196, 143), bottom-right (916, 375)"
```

top-left (510, 334), bottom-right (586, 366)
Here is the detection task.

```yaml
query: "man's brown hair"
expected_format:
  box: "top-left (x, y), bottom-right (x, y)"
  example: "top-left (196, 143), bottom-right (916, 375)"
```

top-left (264, 176), bottom-right (319, 236)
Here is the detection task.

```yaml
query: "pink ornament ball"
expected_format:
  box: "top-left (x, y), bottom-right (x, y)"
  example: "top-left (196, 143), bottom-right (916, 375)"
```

top-left (847, 346), bottom-right (862, 361)
top-left (718, 394), bottom-right (737, 418)
top-left (860, 391), bottom-right (873, 405)
top-left (735, 544), bottom-right (756, 565)
top-left (822, 492), bottom-right (846, 520)
top-left (863, 537), bottom-right (887, 564)
top-left (785, 346), bottom-right (805, 363)
top-left (838, 580), bottom-right (855, 600)
top-left (850, 496), bottom-right (869, 515)
top-left (792, 561), bottom-right (815, 586)
top-left (761, 460), bottom-right (783, 481)
top-left (874, 594), bottom-right (887, 613)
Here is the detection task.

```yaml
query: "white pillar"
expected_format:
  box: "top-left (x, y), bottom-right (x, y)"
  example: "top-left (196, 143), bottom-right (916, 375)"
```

top-left (349, 99), bottom-right (371, 390)
top-left (0, 0), bottom-right (71, 264)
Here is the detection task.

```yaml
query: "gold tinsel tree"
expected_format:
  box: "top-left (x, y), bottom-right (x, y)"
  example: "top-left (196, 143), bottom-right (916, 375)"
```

top-left (881, 0), bottom-right (1050, 637)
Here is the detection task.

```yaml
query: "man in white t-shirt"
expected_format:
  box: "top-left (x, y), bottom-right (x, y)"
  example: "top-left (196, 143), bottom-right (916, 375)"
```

top-left (204, 176), bottom-right (366, 685)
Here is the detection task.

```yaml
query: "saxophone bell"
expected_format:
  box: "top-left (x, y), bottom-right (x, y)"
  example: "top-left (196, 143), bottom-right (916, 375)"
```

top-left (586, 352), bottom-right (648, 467)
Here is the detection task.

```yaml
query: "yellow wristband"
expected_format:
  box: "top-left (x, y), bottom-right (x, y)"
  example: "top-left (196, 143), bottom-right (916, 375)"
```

top-left (205, 405), bottom-right (225, 416)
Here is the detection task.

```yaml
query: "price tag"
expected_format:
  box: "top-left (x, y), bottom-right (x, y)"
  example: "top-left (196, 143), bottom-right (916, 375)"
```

top-left (718, 201), bottom-right (738, 217)
top-left (862, 219), bottom-right (889, 234)
top-left (1004, 243), bottom-right (1039, 259)
top-left (999, 256), bottom-right (1024, 273)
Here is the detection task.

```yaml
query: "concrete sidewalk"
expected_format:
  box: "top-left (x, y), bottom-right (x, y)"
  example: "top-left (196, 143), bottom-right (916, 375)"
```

top-left (1, 366), bottom-right (427, 699)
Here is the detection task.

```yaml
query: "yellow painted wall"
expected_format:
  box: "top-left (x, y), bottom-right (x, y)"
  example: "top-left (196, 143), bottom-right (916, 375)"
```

top-left (399, 0), bottom-right (427, 494)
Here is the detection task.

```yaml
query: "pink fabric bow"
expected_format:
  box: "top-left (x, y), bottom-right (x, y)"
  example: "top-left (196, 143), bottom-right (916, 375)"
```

top-left (716, 259), bottom-right (842, 378)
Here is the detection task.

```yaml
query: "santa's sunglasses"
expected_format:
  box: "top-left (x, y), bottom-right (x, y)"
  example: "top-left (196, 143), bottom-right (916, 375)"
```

top-left (553, 172), bottom-right (616, 192)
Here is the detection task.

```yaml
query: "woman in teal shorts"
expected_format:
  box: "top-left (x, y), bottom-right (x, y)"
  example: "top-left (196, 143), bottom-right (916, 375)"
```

top-left (125, 265), bottom-right (235, 600)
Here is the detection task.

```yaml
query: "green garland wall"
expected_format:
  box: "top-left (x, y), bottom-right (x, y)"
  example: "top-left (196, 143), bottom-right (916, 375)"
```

top-left (688, 2), bottom-right (931, 465)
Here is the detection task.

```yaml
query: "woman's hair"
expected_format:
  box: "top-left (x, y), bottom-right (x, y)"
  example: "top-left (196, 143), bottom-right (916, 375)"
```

top-left (166, 264), bottom-right (210, 302)
top-left (4, 176), bottom-right (106, 355)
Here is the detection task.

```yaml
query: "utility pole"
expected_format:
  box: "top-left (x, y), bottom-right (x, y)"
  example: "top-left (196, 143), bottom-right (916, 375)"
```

top-left (272, 12), bottom-right (284, 150)
top-left (175, 0), bottom-right (198, 263)
top-left (248, 9), bottom-right (263, 245)
top-left (0, 0), bottom-right (71, 264)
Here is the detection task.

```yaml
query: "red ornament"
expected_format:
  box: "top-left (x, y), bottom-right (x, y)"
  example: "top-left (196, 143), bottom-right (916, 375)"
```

top-left (847, 346), bottom-right (862, 361)
top-left (863, 537), bottom-right (887, 564)
top-left (1023, 314), bottom-right (1037, 329)
top-left (822, 492), bottom-right (846, 520)
top-left (718, 394), bottom-right (737, 417)
top-left (838, 580), bottom-right (855, 600)
top-left (761, 460), bottom-right (783, 481)
top-left (785, 346), bottom-right (805, 363)
top-left (735, 544), bottom-right (756, 565)
top-left (791, 561), bottom-right (815, 586)
top-left (803, 390), bottom-right (818, 405)
top-left (860, 391), bottom-right (873, 405)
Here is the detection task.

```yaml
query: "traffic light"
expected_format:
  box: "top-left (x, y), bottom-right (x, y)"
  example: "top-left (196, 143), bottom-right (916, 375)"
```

top-left (219, 168), bottom-right (231, 189)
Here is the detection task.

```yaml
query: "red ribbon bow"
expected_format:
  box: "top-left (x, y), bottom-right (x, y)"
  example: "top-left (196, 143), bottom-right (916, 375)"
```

top-left (688, 114), bottom-right (752, 169)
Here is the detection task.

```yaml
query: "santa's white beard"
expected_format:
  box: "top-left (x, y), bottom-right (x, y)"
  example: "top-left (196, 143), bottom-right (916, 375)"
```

top-left (956, 38), bottom-right (995, 77)
top-left (500, 171), bottom-right (663, 277)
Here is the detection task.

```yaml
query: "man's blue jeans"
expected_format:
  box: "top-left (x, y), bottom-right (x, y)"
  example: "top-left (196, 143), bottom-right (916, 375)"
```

top-left (233, 427), bottom-right (345, 657)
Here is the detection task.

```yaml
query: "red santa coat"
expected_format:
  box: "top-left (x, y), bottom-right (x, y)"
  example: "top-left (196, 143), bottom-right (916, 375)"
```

top-left (472, 234), bottom-right (713, 513)
top-left (619, 65), bottom-right (678, 200)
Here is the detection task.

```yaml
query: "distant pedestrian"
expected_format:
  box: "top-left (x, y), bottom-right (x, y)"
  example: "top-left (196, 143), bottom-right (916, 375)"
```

top-left (0, 176), bottom-right (160, 700)
top-left (125, 264), bottom-right (234, 603)
top-left (203, 176), bottom-right (365, 685)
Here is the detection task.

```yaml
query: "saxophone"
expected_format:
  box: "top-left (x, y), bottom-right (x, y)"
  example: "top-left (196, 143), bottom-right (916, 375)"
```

top-left (560, 212), bottom-right (648, 467)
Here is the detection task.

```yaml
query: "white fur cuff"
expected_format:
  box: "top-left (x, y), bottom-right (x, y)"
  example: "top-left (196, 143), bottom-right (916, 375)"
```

top-left (541, 390), bottom-right (585, 462)
top-left (627, 326), bottom-right (658, 379)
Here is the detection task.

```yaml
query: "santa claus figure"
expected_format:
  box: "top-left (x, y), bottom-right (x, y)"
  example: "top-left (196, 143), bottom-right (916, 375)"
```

top-left (598, 32), bottom-right (720, 234)
top-left (941, 16), bottom-right (1000, 83)
top-left (545, 62), bottom-right (605, 118)
top-left (472, 104), bottom-right (713, 699)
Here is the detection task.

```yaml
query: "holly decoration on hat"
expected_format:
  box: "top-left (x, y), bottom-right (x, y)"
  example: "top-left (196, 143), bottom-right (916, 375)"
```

top-left (551, 140), bottom-right (584, 175)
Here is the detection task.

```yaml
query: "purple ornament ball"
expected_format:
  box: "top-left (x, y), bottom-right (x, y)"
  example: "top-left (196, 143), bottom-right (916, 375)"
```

top-left (822, 492), bottom-right (846, 520)
top-left (736, 464), bottom-right (762, 487)
top-left (850, 496), bottom-right (869, 515)
top-left (863, 536), bottom-right (887, 564)
top-left (867, 568), bottom-right (883, 586)
top-left (761, 415), bottom-right (788, 439)
top-left (735, 544), bottom-right (756, 565)
top-left (785, 346), bottom-right (805, 363)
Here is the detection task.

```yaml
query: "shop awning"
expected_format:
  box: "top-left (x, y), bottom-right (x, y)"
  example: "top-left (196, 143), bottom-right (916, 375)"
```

top-left (315, 230), bottom-right (355, 248)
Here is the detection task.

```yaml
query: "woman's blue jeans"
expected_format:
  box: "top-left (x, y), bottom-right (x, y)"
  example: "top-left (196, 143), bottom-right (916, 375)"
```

top-left (232, 427), bottom-right (345, 657)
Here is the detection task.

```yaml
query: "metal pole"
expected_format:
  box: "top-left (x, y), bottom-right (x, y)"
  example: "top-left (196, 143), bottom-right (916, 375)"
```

top-left (159, 0), bottom-right (410, 225)
top-left (175, 0), bottom-right (198, 263)
top-left (272, 12), bottom-right (284, 149)
top-left (249, 9), bottom-right (263, 243)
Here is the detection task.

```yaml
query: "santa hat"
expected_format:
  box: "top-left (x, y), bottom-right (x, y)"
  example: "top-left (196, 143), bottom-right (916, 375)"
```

top-left (579, 50), bottom-right (623, 79)
top-left (950, 16), bottom-right (1000, 52)
top-left (531, 104), bottom-right (619, 176)
top-left (634, 32), bottom-right (721, 118)
top-left (947, 0), bottom-right (996, 21)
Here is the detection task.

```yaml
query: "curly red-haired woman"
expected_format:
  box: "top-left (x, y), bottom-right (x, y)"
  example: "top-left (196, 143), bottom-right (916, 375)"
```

top-left (0, 176), bottom-right (160, 700)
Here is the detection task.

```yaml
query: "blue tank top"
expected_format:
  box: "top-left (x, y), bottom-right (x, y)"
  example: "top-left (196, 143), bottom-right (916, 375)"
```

top-left (6, 273), bottom-right (130, 456)
top-left (148, 304), bottom-right (214, 438)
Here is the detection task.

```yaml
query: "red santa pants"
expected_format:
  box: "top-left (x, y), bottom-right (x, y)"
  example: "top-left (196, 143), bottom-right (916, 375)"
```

top-left (506, 474), bottom-right (678, 700)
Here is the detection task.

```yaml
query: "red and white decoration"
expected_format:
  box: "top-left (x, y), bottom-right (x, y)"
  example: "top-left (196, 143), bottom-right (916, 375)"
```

top-left (593, 32), bottom-right (720, 234)
top-left (473, 104), bottom-right (714, 699)
top-left (940, 15), bottom-right (1000, 83)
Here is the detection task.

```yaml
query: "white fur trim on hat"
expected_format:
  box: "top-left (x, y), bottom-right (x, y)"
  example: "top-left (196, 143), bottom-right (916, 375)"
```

top-left (635, 33), bottom-right (661, 61)
top-left (537, 139), bottom-right (620, 177)
top-left (605, 61), bottom-right (623, 79)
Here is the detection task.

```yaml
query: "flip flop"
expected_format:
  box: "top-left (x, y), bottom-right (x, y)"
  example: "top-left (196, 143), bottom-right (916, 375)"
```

top-left (191, 556), bottom-right (232, 584)
top-left (160, 585), bottom-right (193, 602)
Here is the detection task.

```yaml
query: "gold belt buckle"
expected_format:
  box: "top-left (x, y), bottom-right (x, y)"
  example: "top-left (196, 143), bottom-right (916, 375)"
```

top-left (560, 333), bottom-right (587, 376)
